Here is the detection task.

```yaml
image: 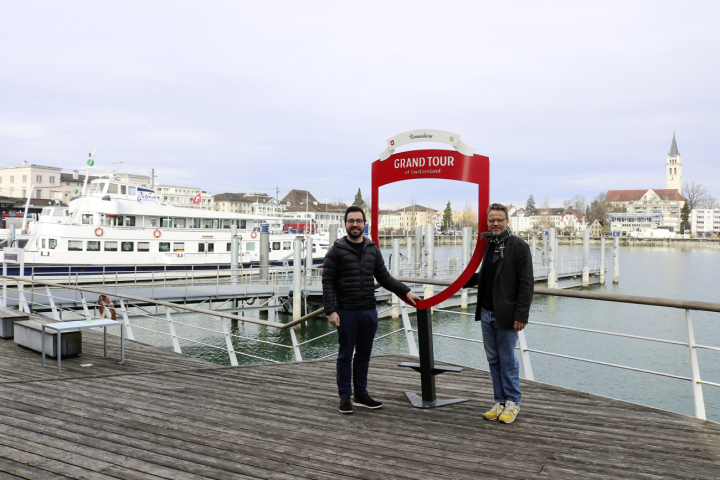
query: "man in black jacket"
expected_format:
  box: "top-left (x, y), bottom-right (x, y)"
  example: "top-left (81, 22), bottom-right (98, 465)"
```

top-left (465, 203), bottom-right (534, 424)
top-left (323, 206), bottom-right (421, 414)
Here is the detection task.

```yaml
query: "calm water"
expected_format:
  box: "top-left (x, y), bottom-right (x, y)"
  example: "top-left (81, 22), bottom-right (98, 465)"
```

top-left (126, 244), bottom-right (720, 421)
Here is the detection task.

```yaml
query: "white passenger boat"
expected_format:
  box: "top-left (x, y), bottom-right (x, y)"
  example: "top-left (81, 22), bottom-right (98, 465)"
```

top-left (9, 175), bottom-right (328, 280)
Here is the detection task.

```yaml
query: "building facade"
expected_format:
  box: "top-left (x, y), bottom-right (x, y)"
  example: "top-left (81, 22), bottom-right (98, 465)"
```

top-left (213, 193), bottom-right (253, 214)
top-left (608, 213), bottom-right (662, 234)
top-left (666, 133), bottom-right (682, 191)
top-left (691, 209), bottom-right (720, 236)
top-left (155, 184), bottom-right (212, 209)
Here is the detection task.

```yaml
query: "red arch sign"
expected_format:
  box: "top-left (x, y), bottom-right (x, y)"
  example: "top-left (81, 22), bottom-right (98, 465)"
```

top-left (371, 148), bottom-right (490, 310)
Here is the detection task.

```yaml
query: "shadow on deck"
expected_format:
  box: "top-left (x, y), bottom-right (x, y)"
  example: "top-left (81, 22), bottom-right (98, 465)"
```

top-left (0, 330), bottom-right (718, 479)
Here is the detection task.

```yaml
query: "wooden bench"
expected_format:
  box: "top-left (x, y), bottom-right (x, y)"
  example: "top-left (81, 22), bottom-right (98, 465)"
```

top-left (14, 315), bottom-right (82, 359)
top-left (0, 306), bottom-right (30, 338)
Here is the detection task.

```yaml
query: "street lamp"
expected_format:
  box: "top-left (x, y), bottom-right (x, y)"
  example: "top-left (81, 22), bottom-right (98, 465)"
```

top-left (111, 161), bottom-right (123, 172)
top-left (304, 185), bottom-right (312, 233)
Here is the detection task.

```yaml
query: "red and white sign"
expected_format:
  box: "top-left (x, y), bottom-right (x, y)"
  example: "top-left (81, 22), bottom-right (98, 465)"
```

top-left (372, 132), bottom-right (489, 310)
top-left (192, 193), bottom-right (202, 204)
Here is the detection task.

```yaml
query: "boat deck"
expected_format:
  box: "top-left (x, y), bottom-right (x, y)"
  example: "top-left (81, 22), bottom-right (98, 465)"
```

top-left (0, 330), bottom-right (718, 479)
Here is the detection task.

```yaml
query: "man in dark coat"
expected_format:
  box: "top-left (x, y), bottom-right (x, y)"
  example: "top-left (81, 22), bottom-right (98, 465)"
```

top-left (323, 206), bottom-right (421, 414)
top-left (465, 203), bottom-right (534, 424)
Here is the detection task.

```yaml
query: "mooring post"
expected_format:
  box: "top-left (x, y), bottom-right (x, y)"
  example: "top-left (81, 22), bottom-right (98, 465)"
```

top-left (613, 234), bottom-right (620, 284)
top-left (461, 226), bottom-right (472, 310)
top-left (548, 228), bottom-right (557, 288)
top-left (305, 237), bottom-right (313, 281)
top-left (406, 235), bottom-right (413, 276)
top-left (328, 224), bottom-right (337, 246)
top-left (600, 236), bottom-right (606, 284)
top-left (414, 226), bottom-right (422, 276)
top-left (259, 224), bottom-right (269, 282)
top-left (582, 228), bottom-right (590, 288)
top-left (292, 236), bottom-right (303, 320)
top-left (230, 224), bottom-right (239, 285)
top-left (531, 235), bottom-right (537, 266)
top-left (424, 224), bottom-right (434, 300)
top-left (391, 238), bottom-right (400, 319)
top-left (542, 230), bottom-right (548, 266)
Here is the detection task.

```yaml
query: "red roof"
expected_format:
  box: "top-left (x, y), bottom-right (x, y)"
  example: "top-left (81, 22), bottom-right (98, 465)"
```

top-left (606, 189), bottom-right (685, 202)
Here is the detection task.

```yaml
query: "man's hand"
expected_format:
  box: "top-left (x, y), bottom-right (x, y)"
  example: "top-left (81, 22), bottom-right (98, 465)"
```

top-left (328, 312), bottom-right (340, 327)
top-left (513, 321), bottom-right (526, 332)
top-left (405, 292), bottom-right (421, 306)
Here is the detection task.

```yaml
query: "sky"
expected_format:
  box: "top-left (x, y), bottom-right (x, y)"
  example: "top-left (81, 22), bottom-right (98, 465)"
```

top-left (2, 1), bottom-right (719, 214)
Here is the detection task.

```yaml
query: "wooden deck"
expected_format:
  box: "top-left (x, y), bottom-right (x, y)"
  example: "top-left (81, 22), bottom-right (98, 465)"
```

top-left (0, 331), bottom-right (718, 479)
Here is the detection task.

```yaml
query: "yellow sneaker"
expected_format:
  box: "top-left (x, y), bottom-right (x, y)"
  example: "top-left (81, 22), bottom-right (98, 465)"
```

top-left (483, 403), bottom-right (504, 421)
top-left (498, 401), bottom-right (520, 424)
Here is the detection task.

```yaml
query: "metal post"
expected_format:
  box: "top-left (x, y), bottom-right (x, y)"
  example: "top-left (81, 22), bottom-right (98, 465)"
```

top-left (80, 292), bottom-right (92, 320)
top-left (613, 234), bottom-right (620, 284)
top-left (305, 237), bottom-right (313, 281)
top-left (461, 226), bottom-right (472, 310)
top-left (542, 230), bottom-right (548, 266)
top-left (600, 237), bottom-right (606, 285)
top-left (289, 327), bottom-right (303, 361)
top-left (400, 302), bottom-right (418, 357)
top-left (46, 286), bottom-right (60, 320)
top-left (2, 261), bottom-right (6, 308)
top-left (685, 309), bottom-right (706, 420)
top-left (547, 228), bottom-right (557, 288)
top-left (406, 236), bottom-right (413, 276)
top-left (417, 309), bottom-right (436, 401)
top-left (582, 229), bottom-right (590, 288)
top-left (531, 235), bottom-right (537, 266)
top-left (292, 236), bottom-right (302, 321)
top-left (391, 239), bottom-right (400, 319)
top-left (118, 298), bottom-right (135, 341)
top-left (221, 318), bottom-right (239, 366)
top-left (165, 309), bottom-right (182, 353)
top-left (424, 224), bottom-right (434, 300)
top-left (329, 224), bottom-right (338, 246)
top-left (259, 224), bottom-right (270, 282)
top-left (517, 330), bottom-right (534, 381)
top-left (231, 224), bottom-right (238, 285)
top-left (414, 226), bottom-right (422, 276)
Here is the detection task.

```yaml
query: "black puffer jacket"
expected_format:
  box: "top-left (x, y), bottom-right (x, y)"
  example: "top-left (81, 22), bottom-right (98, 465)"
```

top-left (323, 237), bottom-right (410, 315)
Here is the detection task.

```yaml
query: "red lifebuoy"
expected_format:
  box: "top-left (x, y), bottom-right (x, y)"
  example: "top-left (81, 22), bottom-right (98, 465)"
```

top-left (250, 231), bottom-right (257, 239)
top-left (154, 229), bottom-right (161, 238)
top-left (97, 295), bottom-right (117, 320)
top-left (305, 230), bottom-right (311, 238)
top-left (94, 227), bottom-right (103, 237)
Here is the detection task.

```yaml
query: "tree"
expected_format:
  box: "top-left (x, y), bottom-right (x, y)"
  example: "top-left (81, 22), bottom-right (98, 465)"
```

top-left (571, 195), bottom-right (586, 213)
top-left (701, 195), bottom-right (719, 209)
top-left (525, 195), bottom-right (536, 211)
top-left (680, 201), bottom-right (691, 233)
top-left (588, 191), bottom-right (609, 222)
top-left (443, 202), bottom-right (453, 230)
top-left (353, 188), bottom-right (363, 206)
top-left (682, 181), bottom-right (709, 211)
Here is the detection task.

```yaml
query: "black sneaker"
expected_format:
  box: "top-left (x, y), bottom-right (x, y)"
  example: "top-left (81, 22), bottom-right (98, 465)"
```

top-left (339, 397), bottom-right (353, 414)
top-left (353, 393), bottom-right (383, 409)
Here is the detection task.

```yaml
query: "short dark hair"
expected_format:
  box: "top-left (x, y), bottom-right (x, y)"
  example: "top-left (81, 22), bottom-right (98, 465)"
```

top-left (344, 205), bottom-right (366, 223)
top-left (487, 203), bottom-right (509, 220)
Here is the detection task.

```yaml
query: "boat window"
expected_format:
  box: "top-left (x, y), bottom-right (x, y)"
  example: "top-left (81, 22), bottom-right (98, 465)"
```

top-left (240, 220), bottom-right (247, 229)
top-left (193, 218), bottom-right (200, 228)
top-left (174, 218), bottom-right (186, 228)
top-left (90, 183), bottom-right (101, 194)
top-left (121, 241), bottom-right (134, 252)
top-left (150, 217), bottom-right (157, 227)
top-left (246, 242), bottom-right (256, 251)
top-left (106, 241), bottom-right (119, 251)
top-left (198, 243), bottom-right (205, 252)
top-left (117, 216), bottom-right (124, 226)
top-left (42, 208), bottom-right (51, 216)
top-left (128, 186), bottom-right (136, 195)
top-left (207, 243), bottom-right (214, 252)
top-left (120, 185), bottom-right (127, 194)
top-left (138, 242), bottom-right (149, 252)
top-left (87, 241), bottom-right (100, 251)
top-left (82, 214), bottom-right (93, 225)
top-left (227, 243), bottom-right (231, 252)
top-left (223, 219), bottom-right (232, 229)
top-left (272, 242), bottom-right (280, 250)
top-left (101, 216), bottom-right (111, 226)
top-left (161, 218), bottom-right (171, 228)
top-left (283, 242), bottom-right (291, 250)
top-left (125, 216), bottom-right (136, 227)
top-left (159, 242), bottom-right (170, 252)
top-left (49, 239), bottom-right (57, 249)
top-left (202, 219), bottom-right (213, 229)
top-left (173, 242), bottom-right (184, 252)
top-left (68, 240), bottom-right (83, 251)
top-left (213, 219), bottom-right (220, 229)
top-left (108, 184), bottom-right (119, 194)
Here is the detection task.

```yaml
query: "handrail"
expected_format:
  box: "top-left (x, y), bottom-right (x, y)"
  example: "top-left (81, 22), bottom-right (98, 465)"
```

top-left (0, 275), bottom-right (285, 328)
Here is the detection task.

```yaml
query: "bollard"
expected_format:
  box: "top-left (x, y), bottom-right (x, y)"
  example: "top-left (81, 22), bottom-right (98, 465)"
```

top-left (542, 230), bottom-right (548, 266)
top-left (329, 225), bottom-right (337, 246)
top-left (414, 226), bottom-right (423, 276)
top-left (305, 237), bottom-right (313, 281)
top-left (613, 234), bottom-right (620, 284)
top-left (259, 224), bottom-right (270, 281)
top-left (231, 225), bottom-right (239, 285)
top-left (531, 235), bottom-right (537, 266)
top-left (600, 236), bottom-right (606, 285)
top-left (424, 224), bottom-right (434, 300)
top-left (582, 229), bottom-right (590, 288)
top-left (292, 236), bottom-right (303, 320)
top-left (406, 236), bottom-right (413, 277)
top-left (461, 226), bottom-right (472, 310)
top-left (392, 239), bottom-right (400, 319)
top-left (548, 228), bottom-right (557, 288)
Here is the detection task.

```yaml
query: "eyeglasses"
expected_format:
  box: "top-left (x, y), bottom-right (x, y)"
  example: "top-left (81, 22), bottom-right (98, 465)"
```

top-left (487, 218), bottom-right (507, 224)
top-left (346, 219), bottom-right (365, 225)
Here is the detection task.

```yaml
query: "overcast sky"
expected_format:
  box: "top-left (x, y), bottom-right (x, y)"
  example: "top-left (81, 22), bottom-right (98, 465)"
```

top-left (2, 1), bottom-right (718, 214)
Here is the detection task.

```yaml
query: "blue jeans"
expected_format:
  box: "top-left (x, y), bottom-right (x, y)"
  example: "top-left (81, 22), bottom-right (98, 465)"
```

top-left (336, 309), bottom-right (378, 398)
top-left (481, 308), bottom-right (521, 404)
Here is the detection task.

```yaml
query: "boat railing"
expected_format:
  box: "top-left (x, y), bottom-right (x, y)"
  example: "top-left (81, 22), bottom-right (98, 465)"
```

top-left (2, 274), bottom-right (718, 420)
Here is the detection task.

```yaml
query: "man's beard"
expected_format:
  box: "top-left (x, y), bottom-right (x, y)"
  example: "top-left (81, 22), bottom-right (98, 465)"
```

top-left (346, 227), bottom-right (363, 240)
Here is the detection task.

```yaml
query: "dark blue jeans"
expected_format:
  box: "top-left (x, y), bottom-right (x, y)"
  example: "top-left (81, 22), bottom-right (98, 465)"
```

top-left (481, 308), bottom-right (522, 404)
top-left (336, 309), bottom-right (378, 398)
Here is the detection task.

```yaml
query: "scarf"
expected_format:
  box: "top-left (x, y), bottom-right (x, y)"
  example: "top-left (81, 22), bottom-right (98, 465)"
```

top-left (480, 226), bottom-right (513, 263)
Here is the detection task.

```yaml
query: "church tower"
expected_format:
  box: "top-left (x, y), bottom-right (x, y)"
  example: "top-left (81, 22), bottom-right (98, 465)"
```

top-left (666, 132), bottom-right (682, 191)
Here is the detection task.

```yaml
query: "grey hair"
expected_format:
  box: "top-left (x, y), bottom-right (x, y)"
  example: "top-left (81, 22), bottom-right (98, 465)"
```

top-left (487, 203), bottom-right (509, 220)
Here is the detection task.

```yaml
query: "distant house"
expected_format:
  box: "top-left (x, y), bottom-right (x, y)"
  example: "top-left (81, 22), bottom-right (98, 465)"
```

top-left (588, 219), bottom-right (603, 236)
top-left (606, 188), bottom-right (685, 233)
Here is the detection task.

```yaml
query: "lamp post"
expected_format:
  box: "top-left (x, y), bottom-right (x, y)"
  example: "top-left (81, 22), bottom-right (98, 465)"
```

top-left (304, 185), bottom-right (312, 233)
top-left (111, 161), bottom-right (123, 172)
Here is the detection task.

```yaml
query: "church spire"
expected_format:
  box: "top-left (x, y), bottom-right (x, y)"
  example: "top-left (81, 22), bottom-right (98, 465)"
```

top-left (668, 132), bottom-right (679, 156)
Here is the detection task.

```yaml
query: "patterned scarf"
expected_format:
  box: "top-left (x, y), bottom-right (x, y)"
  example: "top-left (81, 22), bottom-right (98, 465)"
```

top-left (480, 226), bottom-right (513, 263)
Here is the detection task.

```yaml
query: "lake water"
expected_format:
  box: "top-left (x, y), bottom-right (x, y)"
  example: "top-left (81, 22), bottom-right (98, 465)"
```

top-left (127, 244), bottom-right (720, 422)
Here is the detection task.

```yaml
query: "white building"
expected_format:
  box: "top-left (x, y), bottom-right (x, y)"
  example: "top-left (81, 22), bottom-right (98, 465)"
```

top-left (691, 209), bottom-right (720, 236)
top-left (559, 209), bottom-right (588, 232)
top-left (155, 184), bottom-right (213, 209)
top-left (378, 209), bottom-right (402, 232)
top-left (0, 162), bottom-right (65, 200)
top-left (608, 212), bottom-right (663, 234)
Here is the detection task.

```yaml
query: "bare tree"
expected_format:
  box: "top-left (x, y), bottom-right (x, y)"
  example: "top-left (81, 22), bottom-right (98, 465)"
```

top-left (682, 181), bottom-right (709, 210)
top-left (572, 195), bottom-right (586, 213)
top-left (701, 195), bottom-right (719, 209)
